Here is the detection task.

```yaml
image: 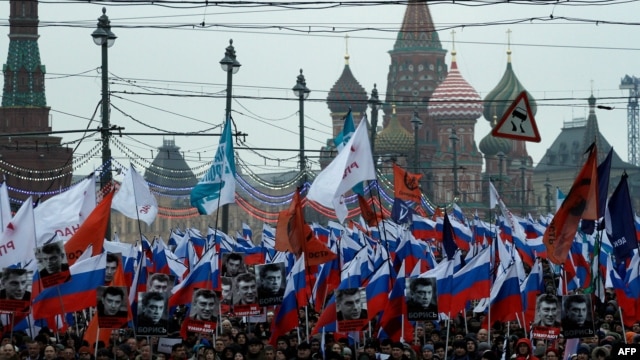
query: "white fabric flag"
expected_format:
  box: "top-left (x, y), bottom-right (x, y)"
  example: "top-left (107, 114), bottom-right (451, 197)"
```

top-left (34, 175), bottom-right (95, 245)
top-left (0, 197), bottom-right (36, 269)
top-left (112, 163), bottom-right (158, 225)
top-left (307, 119), bottom-right (375, 223)
top-left (0, 181), bottom-right (12, 232)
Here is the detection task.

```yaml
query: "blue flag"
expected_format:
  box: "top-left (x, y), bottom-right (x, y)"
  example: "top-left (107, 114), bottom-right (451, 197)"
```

top-left (190, 117), bottom-right (236, 215)
top-left (391, 198), bottom-right (412, 224)
top-left (333, 109), bottom-right (355, 151)
top-left (333, 109), bottom-right (366, 196)
top-left (604, 173), bottom-right (637, 261)
top-left (442, 212), bottom-right (458, 261)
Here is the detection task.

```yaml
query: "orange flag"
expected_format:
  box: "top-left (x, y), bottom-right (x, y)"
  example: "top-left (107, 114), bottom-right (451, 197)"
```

top-left (393, 164), bottom-right (422, 203)
top-left (83, 316), bottom-right (112, 350)
top-left (275, 189), bottom-right (336, 266)
top-left (64, 190), bottom-right (114, 266)
top-left (275, 190), bottom-right (304, 254)
top-left (543, 144), bottom-right (598, 264)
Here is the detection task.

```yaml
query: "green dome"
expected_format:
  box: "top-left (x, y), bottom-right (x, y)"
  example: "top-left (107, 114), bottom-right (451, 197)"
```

top-left (376, 111), bottom-right (414, 156)
top-left (483, 55), bottom-right (537, 123)
top-left (479, 132), bottom-right (512, 156)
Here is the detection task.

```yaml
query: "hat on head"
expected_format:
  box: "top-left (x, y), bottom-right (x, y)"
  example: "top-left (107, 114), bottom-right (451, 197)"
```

top-left (364, 342), bottom-right (375, 349)
top-left (248, 338), bottom-right (262, 346)
top-left (577, 345), bottom-right (590, 355)
top-left (78, 346), bottom-right (91, 354)
top-left (422, 344), bottom-right (434, 352)
top-left (391, 342), bottom-right (404, 350)
top-left (298, 342), bottom-right (311, 350)
top-left (342, 348), bottom-right (352, 356)
top-left (55, 344), bottom-right (65, 351)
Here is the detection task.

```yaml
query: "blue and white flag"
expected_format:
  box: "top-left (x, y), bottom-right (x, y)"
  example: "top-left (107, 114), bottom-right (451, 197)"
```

top-left (190, 117), bottom-right (236, 215)
top-left (333, 109), bottom-right (355, 152)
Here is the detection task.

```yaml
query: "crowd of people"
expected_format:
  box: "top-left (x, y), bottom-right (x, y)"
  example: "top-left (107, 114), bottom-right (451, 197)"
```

top-left (1, 290), bottom-right (638, 360)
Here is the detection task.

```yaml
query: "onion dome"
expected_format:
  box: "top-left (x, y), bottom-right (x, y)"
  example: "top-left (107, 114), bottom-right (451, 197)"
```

top-left (428, 53), bottom-right (483, 121)
top-left (376, 105), bottom-right (414, 156)
top-left (327, 54), bottom-right (368, 114)
top-left (479, 117), bottom-right (512, 156)
top-left (483, 49), bottom-right (537, 123)
top-left (145, 139), bottom-right (198, 197)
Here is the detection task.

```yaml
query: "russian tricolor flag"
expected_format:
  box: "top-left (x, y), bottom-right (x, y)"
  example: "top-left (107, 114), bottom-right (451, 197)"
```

top-left (366, 261), bottom-right (392, 320)
top-left (270, 254), bottom-right (305, 345)
top-left (32, 253), bottom-right (106, 319)
top-left (450, 247), bottom-right (491, 315)
top-left (489, 263), bottom-right (523, 323)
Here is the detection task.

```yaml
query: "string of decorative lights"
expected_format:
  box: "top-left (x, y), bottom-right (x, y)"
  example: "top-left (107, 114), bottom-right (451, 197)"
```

top-left (0, 143), bottom-right (101, 181)
top-left (235, 156), bottom-right (307, 189)
top-left (235, 174), bottom-right (296, 204)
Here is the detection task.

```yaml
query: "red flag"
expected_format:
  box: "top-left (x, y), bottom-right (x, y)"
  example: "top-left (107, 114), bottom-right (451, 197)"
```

top-left (275, 189), bottom-right (337, 266)
top-left (543, 144), bottom-right (598, 264)
top-left (393, 164), bottom-right (422, 203)
top-left (357, 194), bottom-right (381, 226)
top-left (65, 190), bottom-right (115, 266)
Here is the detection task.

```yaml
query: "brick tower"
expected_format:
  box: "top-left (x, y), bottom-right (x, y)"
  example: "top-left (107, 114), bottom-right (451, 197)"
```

top-left (0, 0), bottom-right (73, 207)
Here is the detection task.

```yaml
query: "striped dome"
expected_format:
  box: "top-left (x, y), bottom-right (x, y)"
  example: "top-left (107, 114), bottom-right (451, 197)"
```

top-left (428, 61), bottom-right (483, 120)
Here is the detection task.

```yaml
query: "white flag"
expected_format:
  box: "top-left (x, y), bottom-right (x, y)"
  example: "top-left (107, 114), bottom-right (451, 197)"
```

top-left (0, 197), bottom-right (36, 269)
top-left (0, 181), bottom-right (11, 232)
top-left (112, 163), bottom-right (158, 225)
top-left (34, 175), bottom-right (95, 245)
top-left (190, 117), bottom-right (236, 215)
top-left (307, 119), bottom-right (375, 223)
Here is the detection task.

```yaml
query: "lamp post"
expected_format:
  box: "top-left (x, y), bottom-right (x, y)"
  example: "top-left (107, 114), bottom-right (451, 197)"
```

top-left (410, 108), bottom-right (422, 173)
top-left (92, 7), bottom-right (116, 240)
top-left (520, 158), bottom-right (527, 215)
top-left (368, 84), bottom-right (382, 157)
top-left (449, 126), bottom-right (460, 198)
top-left (544, 174), bottom-right (552, 214)
top-left (497, 151), bottom-right (505, 195)
top-left (219, 39), bottom-right (241, 234)
top-left (292, 69), bottom-right (310, 187)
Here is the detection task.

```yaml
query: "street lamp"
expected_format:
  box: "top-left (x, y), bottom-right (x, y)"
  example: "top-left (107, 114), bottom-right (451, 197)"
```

top-left (449, 126), bottom-right (460, 198)
top-left (497, 151), bottom-right (505, 195)
top-left (92, 7), bottom-right (116, 240)
top-left (368, 84), bottom-right (382, 156)
top-left (292, 69), bottom-right (310, 186)
top-left (219, 39), bottom-right (240, 234)
top-left (410, 108), bottom-right (422, 173)
top-left (544, 174), bottom-right (552, 214)
top-left (520, 158), bottom-right (527, 214)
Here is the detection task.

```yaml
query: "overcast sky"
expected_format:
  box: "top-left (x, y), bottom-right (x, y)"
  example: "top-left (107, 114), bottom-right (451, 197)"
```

top-left (3, 0), bottom-right (639, 180)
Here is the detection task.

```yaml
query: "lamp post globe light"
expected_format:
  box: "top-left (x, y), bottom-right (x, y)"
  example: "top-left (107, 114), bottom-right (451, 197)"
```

top-left (92, 7), bottom-right (116, 240)
top-left (292, 69), bottom-right (310, 186)
top-left (219, 39), bottom-right (240, 234)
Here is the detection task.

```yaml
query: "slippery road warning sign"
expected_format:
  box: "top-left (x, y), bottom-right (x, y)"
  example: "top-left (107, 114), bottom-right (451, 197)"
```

top-left (491, 91), bottom-right (541, 142)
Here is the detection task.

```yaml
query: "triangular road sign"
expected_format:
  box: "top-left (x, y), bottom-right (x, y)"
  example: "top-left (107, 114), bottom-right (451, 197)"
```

top-left (491, 91), bottom-right (541, 142)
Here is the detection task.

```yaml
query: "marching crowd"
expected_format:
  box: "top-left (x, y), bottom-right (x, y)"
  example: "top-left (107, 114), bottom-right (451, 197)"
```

top-left (1, 292), bottom-right (638, 360)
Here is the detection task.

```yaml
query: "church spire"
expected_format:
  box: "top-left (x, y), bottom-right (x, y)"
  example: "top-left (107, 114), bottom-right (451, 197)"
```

top-left (2, 0), bottom-right (46, 107)
top-left (393, 0), bottom-right (444, 52)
